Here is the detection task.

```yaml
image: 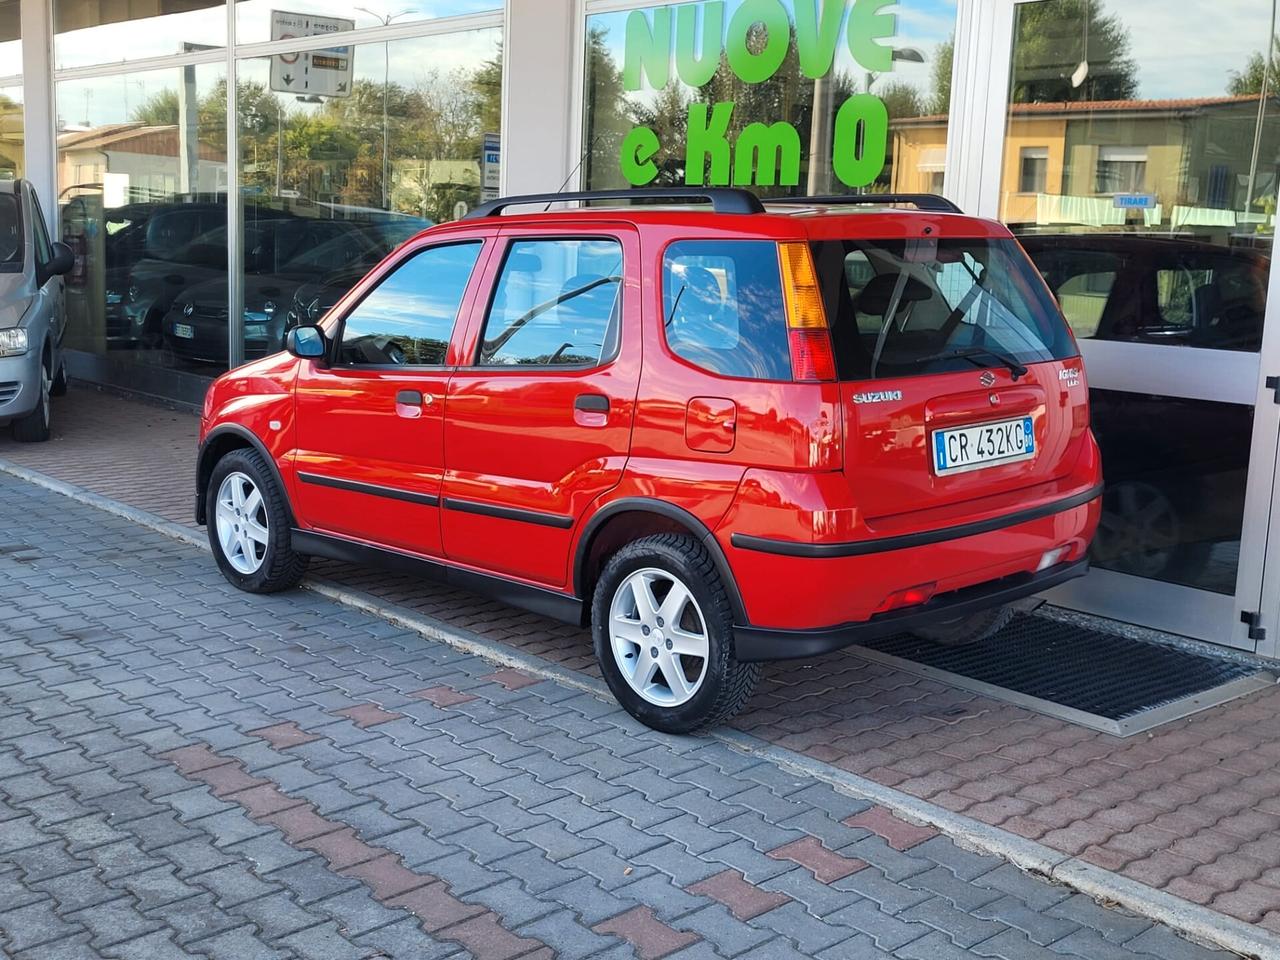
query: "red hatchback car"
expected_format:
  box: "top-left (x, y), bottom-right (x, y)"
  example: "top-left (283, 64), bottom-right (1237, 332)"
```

top-left (197, 189), bottom-right (1103, 733)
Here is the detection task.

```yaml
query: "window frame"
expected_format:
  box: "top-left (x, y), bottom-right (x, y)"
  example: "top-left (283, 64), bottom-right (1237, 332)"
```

top-left (328, 236), bottom-right (490, 372)
top-left (1017, 146), bottom-right (1049, 195)
top-left (658, 236), bottom-right (794, 385)
top-left (465, 233), bottom-right (627, 372)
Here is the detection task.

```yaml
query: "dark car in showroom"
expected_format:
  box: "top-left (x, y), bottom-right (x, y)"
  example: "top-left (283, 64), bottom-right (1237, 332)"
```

top-left (108, 201), bottom-right (228, 349)
top-left (1021, 234), bottom-right (1266, 590)
top-left (165, 217), bottom-right (428, 363)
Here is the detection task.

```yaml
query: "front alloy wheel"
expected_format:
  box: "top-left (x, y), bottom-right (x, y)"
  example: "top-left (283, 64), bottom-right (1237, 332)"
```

top-left (609, 567), bottom-right (710, 707)
top-left (214, 471), bottom-right (269, 575)
top-left (206, 447), bottom-right (307, 593)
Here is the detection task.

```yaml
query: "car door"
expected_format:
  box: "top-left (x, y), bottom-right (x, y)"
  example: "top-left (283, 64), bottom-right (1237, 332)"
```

top-left (291, 233), bottom-right (493, 556)
top-left (440, 225), bottom-right (642, 587)
top-left (28, 189), bottom-right (64, 349)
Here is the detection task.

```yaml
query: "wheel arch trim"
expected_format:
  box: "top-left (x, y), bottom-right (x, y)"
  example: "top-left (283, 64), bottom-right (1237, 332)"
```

top-left (196, 424), bottom-right (294, 527)
top-left (573, 497), bottom-right (749, 626)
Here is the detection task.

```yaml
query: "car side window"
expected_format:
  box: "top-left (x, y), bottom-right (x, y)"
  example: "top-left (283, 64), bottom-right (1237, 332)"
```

top-left (477, 238), bottom-right (622, 367)
top-left (662, 240), bottom-right (791, 381)
top-left (30, 192), bottom-right (53, 270)
top-left (337, 240), bottom-right (483, 367)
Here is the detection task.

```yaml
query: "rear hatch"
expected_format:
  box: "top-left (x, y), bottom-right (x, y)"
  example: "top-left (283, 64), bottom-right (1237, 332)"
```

top-left (810, 234), bottom-right (1084, 523)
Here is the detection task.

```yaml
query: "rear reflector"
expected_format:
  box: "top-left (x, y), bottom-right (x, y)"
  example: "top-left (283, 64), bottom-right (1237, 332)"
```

top-left (778, 241), bottom-right (836, 381)
top-left (875, 582), bottom-right (938, 614)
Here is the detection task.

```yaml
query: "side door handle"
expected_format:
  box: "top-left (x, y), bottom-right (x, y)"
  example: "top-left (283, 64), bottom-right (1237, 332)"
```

top-left (574, 393), bottom-right (609, 413)
top-left (395, 389), bottom-right (425, 419)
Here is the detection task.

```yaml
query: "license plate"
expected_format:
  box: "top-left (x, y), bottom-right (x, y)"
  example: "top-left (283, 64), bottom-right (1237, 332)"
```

top-left (173, 323), bottom-right (195, 339)
top-left (932, 416), bottom-right (1035, 476)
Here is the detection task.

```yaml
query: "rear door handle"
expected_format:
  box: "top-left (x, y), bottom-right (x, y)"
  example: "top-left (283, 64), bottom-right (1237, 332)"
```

top-left (575, 394), bottom-right (609, 413)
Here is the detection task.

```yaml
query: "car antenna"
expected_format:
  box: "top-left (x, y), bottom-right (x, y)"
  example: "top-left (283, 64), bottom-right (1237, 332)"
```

top-left (544, 136), bottom-right (602, 211)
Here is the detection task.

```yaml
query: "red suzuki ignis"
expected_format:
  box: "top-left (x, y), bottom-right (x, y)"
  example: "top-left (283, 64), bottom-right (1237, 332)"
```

top-left (197, 189), bottom-right (1102, 733)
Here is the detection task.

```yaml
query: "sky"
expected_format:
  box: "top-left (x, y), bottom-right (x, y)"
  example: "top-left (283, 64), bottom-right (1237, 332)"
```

top-left (36, 0), bottom-right (1280, 128)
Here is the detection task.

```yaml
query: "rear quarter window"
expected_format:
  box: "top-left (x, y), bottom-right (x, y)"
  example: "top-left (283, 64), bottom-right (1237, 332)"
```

top-left (662, 240), bottom-right (791, 381)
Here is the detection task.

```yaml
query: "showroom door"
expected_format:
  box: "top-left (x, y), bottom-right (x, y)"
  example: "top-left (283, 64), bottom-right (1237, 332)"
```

top-left (963, 0), bottom-right (1280, 650)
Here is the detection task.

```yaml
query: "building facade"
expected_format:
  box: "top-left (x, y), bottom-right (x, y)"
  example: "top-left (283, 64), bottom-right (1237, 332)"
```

top-left (4, 0), bottom-right (1280, 659)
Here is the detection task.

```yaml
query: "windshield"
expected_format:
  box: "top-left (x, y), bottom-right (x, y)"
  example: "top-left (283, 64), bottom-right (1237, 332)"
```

top-left (0, 194), bottom-right (21, 271)
top-left (813, 238), bottom-right (1076, 381)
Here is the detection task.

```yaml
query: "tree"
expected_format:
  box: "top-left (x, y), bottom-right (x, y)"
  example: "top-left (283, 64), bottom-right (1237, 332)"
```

top-left (132, 89), bottom-right (180, 126)
top-left (930, 38), bottom-right (953, 115)
top-left (878, 80), bottom-right (924, 119)
top-left (1010, 0), bottom-right (1139, 103)
top-left (1229, 38), bottom-right (1280, 95)
top-left (583, 25), bottom-right (635, 189)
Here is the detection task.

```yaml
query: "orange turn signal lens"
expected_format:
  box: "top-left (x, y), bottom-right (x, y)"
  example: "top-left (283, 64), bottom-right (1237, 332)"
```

top-left (778, 242), bottom-right (826, 329)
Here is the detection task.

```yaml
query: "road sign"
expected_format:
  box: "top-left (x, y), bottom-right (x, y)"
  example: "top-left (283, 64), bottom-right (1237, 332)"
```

top-left (481, 132), bottom-right (501, 202)
top-left (269, 11), bottom-right (355, 99)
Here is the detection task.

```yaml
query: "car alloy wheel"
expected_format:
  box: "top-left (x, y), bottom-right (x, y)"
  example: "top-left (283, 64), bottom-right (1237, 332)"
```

top-left (214, 471), bottom-right (269, 575)
top-left (608, 567), bottom-right (709, 707)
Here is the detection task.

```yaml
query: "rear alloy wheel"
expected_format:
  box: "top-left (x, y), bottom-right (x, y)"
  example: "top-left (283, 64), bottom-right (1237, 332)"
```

top-left (593, 534), bottom-right (759, 734)
top-left (912, 604), bottom-right (1015, 647)
top-left (11, 361), bottom-right (52, 443)
top-left (207, 447), bottom-right (307, 593)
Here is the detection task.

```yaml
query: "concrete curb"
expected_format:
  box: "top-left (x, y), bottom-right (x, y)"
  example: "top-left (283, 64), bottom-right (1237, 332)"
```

top-left (1, 457), bottom-right (1273, 960)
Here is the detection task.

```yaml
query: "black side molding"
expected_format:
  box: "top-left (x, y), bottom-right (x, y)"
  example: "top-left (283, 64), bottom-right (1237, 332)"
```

top-left (298, 472), bottom-right (439, 507)
top-left (734, 559), bottom-right (1089, 662)
top-left (443, 498), bottom-right (574, 529)
top-left (290, 529), bottom-right (583, 625)
top-left (731, 485), bottom-right (1104, 558)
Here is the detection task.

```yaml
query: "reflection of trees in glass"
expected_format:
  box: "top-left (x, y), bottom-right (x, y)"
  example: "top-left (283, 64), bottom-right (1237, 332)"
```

top-left (584, 26), bottom-right (635, 190)
top-left (1229, 37), bottom-right (1280, 95)
top-left (1010, 0), bottom-right (1138, 103)
top-left (232, 47), bottom-right (501, 222)
top-left (930, 38), bottom-right (953, 115)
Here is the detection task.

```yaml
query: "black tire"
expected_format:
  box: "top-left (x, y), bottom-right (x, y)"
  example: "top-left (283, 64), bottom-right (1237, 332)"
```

top-left (592, 533), bottom-right (760, 734)
top-left (206, 447), bottom-right (308, 593)
top-left (50, 360), bottom-right (68, 397)
top-left (912, 604), bottom-right (1015, 647)
top-left (11, 359), bottom-right (52, 443)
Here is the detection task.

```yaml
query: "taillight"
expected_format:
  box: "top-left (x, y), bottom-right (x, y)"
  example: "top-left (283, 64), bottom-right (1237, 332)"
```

top-left (778, 242), bottom-right (836, 382)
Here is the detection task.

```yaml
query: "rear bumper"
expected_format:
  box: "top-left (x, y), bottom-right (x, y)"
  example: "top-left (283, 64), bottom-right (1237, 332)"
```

top-left (733, 558), bottom-right (1089, 662)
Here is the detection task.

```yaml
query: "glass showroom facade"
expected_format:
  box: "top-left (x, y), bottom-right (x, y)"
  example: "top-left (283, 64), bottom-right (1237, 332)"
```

top-left (7, 0), bottom-right (1280, 658)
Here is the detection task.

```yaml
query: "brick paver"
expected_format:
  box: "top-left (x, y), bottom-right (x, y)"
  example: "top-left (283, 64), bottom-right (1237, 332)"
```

top-left (0, 387), bottom-right (1277, 933)
top-left (0, 469), bottom-right (1236, 958)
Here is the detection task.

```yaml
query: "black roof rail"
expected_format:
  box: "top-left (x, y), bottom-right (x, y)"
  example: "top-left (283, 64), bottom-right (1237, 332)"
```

top-left (463, 187), bottom-right (766, 219)
top-left (766, 193), bottom-right (963, 214)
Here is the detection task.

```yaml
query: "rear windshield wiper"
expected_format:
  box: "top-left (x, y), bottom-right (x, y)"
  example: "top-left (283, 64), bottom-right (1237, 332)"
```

top-left (913, 345), bottom-right (1028, 380)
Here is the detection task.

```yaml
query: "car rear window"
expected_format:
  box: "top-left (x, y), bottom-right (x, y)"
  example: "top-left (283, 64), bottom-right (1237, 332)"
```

top-left (812, 237), bottom-right (1076, 382)
top-left (662, 240), bottom-right (791, 381)
top-left (0, 194), bottom-right (20, 271)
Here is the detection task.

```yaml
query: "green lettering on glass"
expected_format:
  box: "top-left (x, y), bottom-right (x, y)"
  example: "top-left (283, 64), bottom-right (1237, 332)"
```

top-left (725, 0), bottom-right (790, 84)
top-left (793, 0), bottom-right (847, 79)
top-left (685, 101), bottom-right (735, 185)
top-left (675, 2), bottom-right (724, 88)
top-left (832, 93), bottom-right (888, 187)
top-left (620, 126), bottom-right (661, 185)
top-left (734, 121), bottom-right (802, 186)
top-left (848, 0), bottom-right (895, 72)
top-left (623, 7), bottom-right (671, 92)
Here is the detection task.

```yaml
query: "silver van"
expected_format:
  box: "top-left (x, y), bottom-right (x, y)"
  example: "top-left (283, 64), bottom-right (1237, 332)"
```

top-left (0, 180), bottom-right (72, 442)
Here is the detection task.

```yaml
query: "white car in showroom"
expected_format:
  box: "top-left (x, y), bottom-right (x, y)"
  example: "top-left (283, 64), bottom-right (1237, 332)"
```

top-left (0, 179), bottom-right (72, 442)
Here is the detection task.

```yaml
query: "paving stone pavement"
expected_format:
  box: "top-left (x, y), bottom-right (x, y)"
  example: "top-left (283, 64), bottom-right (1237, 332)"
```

top-left (0, 470), bottom-right (1238, 957)
top-left (8, 389), bottom-right (1280, 931)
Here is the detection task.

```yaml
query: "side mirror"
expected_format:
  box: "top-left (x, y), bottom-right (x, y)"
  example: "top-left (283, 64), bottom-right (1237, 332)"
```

top-left (285, 324), bottom-right (327, 360)
top-left (48, 241), bottom-right (75, 278)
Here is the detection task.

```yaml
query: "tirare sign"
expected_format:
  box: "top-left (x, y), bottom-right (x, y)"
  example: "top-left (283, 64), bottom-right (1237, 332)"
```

top-left (619, 0), bottom-right (897, 189)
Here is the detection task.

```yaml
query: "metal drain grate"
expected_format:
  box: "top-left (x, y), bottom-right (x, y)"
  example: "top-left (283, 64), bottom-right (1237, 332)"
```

top-left (854, 614), bottom-right (1276, 736)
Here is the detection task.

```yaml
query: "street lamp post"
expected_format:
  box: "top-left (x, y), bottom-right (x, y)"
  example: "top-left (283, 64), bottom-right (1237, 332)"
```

top-left (356, 7), bottom-right (413, 210)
